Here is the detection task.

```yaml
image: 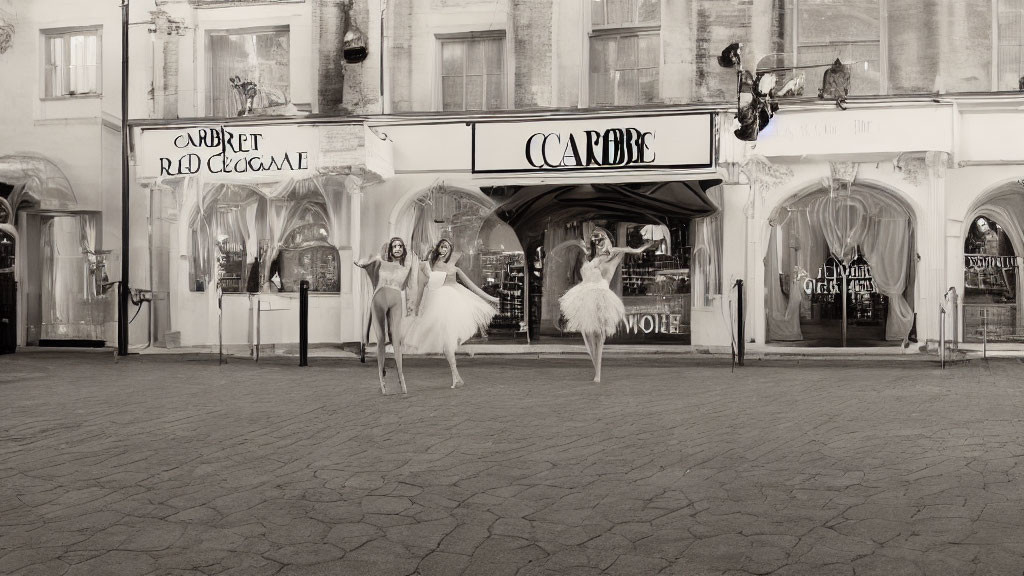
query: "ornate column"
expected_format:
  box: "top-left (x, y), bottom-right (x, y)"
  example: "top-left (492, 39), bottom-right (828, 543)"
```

top-left (739, 155), bottom-right (794, 344)
top-left (898, 151), bottom-right (950, 349)
top-left (344, 174), bottom-right (365, 344)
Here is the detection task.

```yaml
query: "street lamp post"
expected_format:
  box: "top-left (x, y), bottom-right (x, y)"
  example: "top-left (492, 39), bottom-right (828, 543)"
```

top-left (117, 0), bottom-right (129, 356)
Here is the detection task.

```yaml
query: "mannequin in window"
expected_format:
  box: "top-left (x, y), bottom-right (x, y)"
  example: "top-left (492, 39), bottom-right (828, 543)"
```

top-left (406, 238), bottom-right (499, 389)
top-left (559, 227), bottom-right (655, 382)
top-left (355, 237), bottom-right (415, 394)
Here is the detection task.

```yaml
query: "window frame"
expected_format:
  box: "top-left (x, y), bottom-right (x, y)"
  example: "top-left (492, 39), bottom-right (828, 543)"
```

top-left (204, 24), bottom-right (291, 118)
top-left (582, 0), bottom-right (662, 108)
top-left (994, 0), bottom-right (1024, 91)
top-left (791, 0), bottom-right (888, 96)
top-left (41, 26), bottom-right (103, 100)
top-left (433, 30), bottom-right (510, 113)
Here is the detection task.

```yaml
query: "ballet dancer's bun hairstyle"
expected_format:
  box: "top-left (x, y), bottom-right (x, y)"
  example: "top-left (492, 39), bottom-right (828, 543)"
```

top-left (385, 237), bottom-right (407, 266)
top-left (429, 238), bottom-right (454, 267)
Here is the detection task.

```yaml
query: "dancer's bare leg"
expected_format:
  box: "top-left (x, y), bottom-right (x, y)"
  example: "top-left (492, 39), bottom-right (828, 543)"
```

top-left (444, 348), bottom-right (463, 388)
top-left (593, 332), bottom-right (606, 383)
top-left (581, 331), bottom-right (597, 372)
top-left (389, 307), bottom-right (408, 394)
top-left (370, 303), bottom-right (388, 394)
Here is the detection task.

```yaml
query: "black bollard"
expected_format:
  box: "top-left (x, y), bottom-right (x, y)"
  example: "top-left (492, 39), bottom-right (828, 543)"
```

top-left (736, 279), bottom-right (745, 366)
top-left (299, 279), bottom-right (309, 367)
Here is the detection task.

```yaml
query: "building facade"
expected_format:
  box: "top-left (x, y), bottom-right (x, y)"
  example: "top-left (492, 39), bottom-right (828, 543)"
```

top-left (6, 0), bottom-right (1024, 354)
top-left (0, 0), bottom-right (124, 350)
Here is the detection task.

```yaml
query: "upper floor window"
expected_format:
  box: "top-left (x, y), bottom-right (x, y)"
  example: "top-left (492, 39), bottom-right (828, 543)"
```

top-left (439, 33), bottom-right (506, 111)
top-left (589, 0), bottom-right (661, 107)
top-left (998, 0), bottom-right (1024, 90)
top-left (43, 28), bottom-right (101, 98)
top-left (794, 0), bottom-right (884, 95)
top-left (207, 27), bottom-right (290, 118)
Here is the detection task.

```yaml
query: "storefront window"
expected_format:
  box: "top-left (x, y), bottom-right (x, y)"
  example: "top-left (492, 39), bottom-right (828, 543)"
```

top-left (187, 178), bottom-right (344, 294)
top-left (617, 222), bottom-right (691, 341)
top-left (766, 187), bottom-right (915, 346)
top-left (963, 216), bottom-right (1019, 342)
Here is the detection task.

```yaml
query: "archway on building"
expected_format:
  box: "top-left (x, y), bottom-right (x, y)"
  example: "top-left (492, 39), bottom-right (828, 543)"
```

top-left (0, 155), bottom-right (110, 348)
top-left (962, 190), bottom-right (1024, 344)
top-left (765, 183), bottom-right (917, 347)
top-left (481, 180), bottom-right (721, 344)
top-left (391, 183), bottom-right (528, 340)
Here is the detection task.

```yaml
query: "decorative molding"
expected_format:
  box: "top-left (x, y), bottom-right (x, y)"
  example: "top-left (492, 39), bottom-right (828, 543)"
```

top-left (894, 152), bottom-right (929, 186)
top-left (739, 154), bottom-right (794, 198)
top-left (925, 150), bottom-right (950, 180)
top-left (895, 151), bottom-right (951, 186)
top-left (828, 161), bottom-right (858, 184)
top-left (0, 7), bottom-right (16, 55)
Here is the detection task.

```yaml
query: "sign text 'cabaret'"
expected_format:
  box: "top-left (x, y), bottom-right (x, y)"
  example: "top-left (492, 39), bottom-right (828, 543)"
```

top-left (158, 127), bottom-right (309, 177)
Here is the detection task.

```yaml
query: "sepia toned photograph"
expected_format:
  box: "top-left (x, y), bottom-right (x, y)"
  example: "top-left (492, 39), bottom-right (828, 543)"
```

top-left (2, 0), bottom-right (1024, 574)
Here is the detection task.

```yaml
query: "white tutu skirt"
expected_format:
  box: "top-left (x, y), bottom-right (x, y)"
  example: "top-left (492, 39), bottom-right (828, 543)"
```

top-left (405, 284), bottom-right (496, 353)
top-left (559, 281), bottom-right (626, 336)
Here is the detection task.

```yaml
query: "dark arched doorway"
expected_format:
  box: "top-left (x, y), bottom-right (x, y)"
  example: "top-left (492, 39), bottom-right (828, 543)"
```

top-left (963, 216), bottom-right (1020, 342)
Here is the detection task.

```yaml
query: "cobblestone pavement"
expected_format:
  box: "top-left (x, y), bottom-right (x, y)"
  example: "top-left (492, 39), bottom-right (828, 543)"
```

top-left (1, 352), bottom-right (1023, 576)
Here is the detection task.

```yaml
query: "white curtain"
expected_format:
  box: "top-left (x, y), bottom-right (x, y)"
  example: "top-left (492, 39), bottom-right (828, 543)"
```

top-left (862, 215), bottom-right (914, 341)
top-left (808, 190), bottom-right (914, 342)
top-left (78, 213), bottom-right (99, 300)
top-left (812, 194), bottom-right (870, 265)
top-left (692, 186), bottom-right (723, 306)
top-left (766, 221), bottom-right (803, 341)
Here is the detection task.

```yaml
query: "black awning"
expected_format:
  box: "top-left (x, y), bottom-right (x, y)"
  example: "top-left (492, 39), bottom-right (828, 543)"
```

top-left (481, 179), bottom-right (722, 246)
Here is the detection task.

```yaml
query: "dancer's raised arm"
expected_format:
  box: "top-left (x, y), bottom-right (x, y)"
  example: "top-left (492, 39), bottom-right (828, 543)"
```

top-left (456, 268), bottom-right (499, 305)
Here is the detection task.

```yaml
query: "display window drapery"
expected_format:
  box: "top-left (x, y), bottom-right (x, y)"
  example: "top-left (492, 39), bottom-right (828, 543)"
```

top-left (766, 186), bottom-right (916, 344)
top-left (692, 186), bottom-right (723, 306)
top-left (184, 176), bottom-right (347, 293)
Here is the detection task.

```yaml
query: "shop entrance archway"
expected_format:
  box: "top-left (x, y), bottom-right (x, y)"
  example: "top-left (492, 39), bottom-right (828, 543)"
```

top-left (481, 180), bottom-right (722, 344)
top-left (962, 189), bottom-right (1024, 344)
top-left (765, 183), bottom-right (917, 347)
top-left (0, 155), bottom-right (111, 348)
top-left (391, 183), bottom-right (529, 340)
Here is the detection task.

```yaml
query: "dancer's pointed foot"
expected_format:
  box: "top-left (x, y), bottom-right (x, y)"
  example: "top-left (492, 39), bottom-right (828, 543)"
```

top-left (451, 378), bottom-right (464, 389)
top-left (399, 378), bottom-right (408, 395)
top-left (379, 379), bottom-right (387, 395)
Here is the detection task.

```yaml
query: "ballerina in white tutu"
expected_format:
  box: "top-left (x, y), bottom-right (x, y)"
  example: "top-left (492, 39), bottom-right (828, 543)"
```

top-left (355, 237), bottom-right (417, 395)
top-left (406, 238), bottom-right (499, 389)
top-left (560, 227), bottom-right (655, 382)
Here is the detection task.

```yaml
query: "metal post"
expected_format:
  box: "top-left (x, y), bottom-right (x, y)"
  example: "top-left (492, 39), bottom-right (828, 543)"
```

top-left (736, 279), bottom-right (745, 366)
top-left (218, 284), bottom-right (223, 365)
top-left (299, 279), bottom-right (309, 366)
top-left (841, 265), bottom-right (848, 348)
top-left (117, 0), bottom-right (130, 356)
top-left (939, 307), bottom-right (945, 369)
top-left (949, 287), bottom-right (959, 352)
top-left (983, 307), bottom-right (988, 360)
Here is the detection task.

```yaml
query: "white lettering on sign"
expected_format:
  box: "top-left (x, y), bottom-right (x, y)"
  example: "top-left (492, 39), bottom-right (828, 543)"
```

top-left (803, 261), bottom-right (877, 296)
top-left (622, 313), bottom-right (684, 335)
top-left (964, 254), bottom-right (1018, 270)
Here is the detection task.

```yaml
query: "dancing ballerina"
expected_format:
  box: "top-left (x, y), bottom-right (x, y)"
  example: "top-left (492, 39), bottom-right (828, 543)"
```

top-left (559, 227), bottom-right (655, 382)
top-left (406, 238), bottom-right (499, 389)
top-left (354, 237), bottom-right (416, 395)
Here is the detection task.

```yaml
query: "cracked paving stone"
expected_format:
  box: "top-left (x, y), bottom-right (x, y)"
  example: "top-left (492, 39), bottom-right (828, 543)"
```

top-left (64, 550), bottom-right (157, 576)
top-left (416, 551), bottom-right (472, 576)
